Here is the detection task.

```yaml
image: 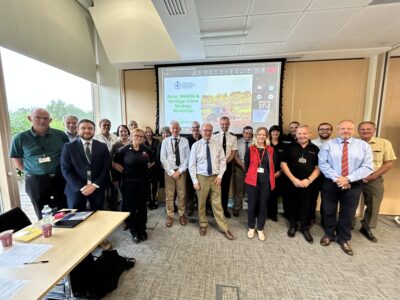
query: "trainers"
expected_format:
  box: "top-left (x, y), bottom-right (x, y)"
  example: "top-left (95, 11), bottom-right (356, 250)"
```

top-left (99, 240), bottom-right (112, 250)
top-left (394, 216), bottom-right (400, 225)
top-left (247, 228), bottom-right (255, 239)
top-left (257, 229), bottom-right (265, 241)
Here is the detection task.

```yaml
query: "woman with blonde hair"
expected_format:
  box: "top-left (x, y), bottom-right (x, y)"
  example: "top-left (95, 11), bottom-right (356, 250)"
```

top-left (244, 127), bottom-right (276, 241)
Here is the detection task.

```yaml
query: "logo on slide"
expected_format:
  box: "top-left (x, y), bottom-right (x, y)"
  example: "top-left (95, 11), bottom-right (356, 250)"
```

top-left (173, 81), bottom-right (182, 89)
top-left (173, 81), bottom-right (195, 89)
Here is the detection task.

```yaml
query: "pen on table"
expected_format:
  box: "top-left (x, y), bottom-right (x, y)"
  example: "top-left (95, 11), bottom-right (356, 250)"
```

top-left (23, 260), bottom-right (49, 265)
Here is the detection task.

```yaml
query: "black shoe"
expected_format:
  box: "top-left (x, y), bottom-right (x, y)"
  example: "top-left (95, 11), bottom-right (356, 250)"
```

top-left (302, 230), bottom-right (313, 243)
top-left (360, 227), bottom-right (378, 243)
top-left (140, 232), bottom-right (148, 241)
top-left (132, 234), bottom-right (141, 244)
top-left (224, 211), bottom-right (231, 218)
top-left (232, 209), bottom-right (240, 217)
top-left (287, 226), bottom-right (297, 237)
top-left (148, 204), bottom-right (154, 210)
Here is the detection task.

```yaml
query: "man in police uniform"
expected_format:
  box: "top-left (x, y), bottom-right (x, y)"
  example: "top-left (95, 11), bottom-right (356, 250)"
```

top-left (10, 108), bottom-right (69, 218)
top-left (213, 116), bottom-right (238, 218)
top-left (358, 121), bottom-right (397, 242)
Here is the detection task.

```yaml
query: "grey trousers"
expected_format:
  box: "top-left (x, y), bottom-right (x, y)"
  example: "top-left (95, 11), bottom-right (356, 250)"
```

top-left (361, 176), bottom-right (384, 228)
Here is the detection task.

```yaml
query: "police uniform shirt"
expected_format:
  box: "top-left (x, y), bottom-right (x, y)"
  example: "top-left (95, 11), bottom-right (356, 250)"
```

top-left (282, 142), bottom-right (319, 179)
top-left (213, 131), bottom-right (238, 159)
top-left (114, 144), bottom-right (154, 180)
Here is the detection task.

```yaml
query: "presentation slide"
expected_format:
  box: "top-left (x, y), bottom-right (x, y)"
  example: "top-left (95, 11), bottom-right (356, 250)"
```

top-left (157, 61), bottom-right (283, 134)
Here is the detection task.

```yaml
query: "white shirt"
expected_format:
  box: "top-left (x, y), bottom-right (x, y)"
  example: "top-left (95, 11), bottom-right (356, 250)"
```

top-left (160, 135), bottom-right (190, 176)
top-left (311, 138), bottom-right (330, 149)
top-left (237, 137), bottom-right (251, 163)
top-left (94, 132), bottom-right (118, 152)
top-left (189, 138), bottom-right (226, 184)
top-left (213, 131), bottom-right (238, 160)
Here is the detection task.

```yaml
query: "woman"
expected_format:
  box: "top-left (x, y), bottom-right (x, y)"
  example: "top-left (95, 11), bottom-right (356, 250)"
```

top-left (244, 127), bottom-right (276, 241)
top-left (267, 125), bottom-right (284, 222)
top-left (156, 126), bottom-right (171, 204)
top-left (144, 127), bottom-right (160, 210)
top-left (113, 128), bottom-right (155, 243)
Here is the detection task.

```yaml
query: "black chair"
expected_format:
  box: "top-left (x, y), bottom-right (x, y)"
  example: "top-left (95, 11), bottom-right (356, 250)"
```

top-left (0, 207), bottom-right (32, 232)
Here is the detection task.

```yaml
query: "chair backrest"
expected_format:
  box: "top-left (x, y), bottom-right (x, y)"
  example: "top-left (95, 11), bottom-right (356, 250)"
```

top-left (0, 207), bottom-right (32, 233)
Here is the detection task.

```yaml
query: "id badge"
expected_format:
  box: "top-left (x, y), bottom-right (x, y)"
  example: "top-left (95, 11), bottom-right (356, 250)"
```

top-left (39, 157), bottom-right (51, 163)
top-left (298, 157), bottom-right (307, 164)
top-left (257, 167), bottom-right (264, 173)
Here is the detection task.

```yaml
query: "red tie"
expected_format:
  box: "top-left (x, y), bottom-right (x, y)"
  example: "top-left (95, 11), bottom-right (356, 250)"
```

top-left (342, 140), bottom-right (349, 176)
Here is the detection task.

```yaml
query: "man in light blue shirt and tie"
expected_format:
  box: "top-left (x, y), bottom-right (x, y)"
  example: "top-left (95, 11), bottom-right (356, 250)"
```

top-left (189, 123), bottom-right (234, 240)
top-left (318, 120), bottom-right (373, 256)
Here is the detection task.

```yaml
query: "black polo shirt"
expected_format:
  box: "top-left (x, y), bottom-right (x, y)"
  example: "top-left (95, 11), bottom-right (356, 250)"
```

top-left (282, 141), bottom-right (319, 179)
top-left (114, 144), bottom-right (154, 180)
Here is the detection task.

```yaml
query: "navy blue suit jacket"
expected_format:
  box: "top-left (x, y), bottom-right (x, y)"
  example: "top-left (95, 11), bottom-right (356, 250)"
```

top-left (60, 139), bottom-right (111, 197)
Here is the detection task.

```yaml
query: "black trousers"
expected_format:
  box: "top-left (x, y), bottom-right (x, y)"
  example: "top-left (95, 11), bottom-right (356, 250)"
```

top-left (221, 162), bottom-right (233, 213)
top-left (148, 168), bottom-right (159, 204)
top-left (25, 173), bottom-right (67, 219)
top-left (186, 172), bottom-right (196, 210)
top-left (285, 181), bottom-right (313, 231)
top-left (309, 174), bottom-right (324, 221)
top-left (322, 179), bottom-right (362, 243)
top-left (121, 179), bottom-right (148, 236)
top-left (267, 175), bottom-right (283, 220)
top-left (67, 189), bottom-right (105, 211)
top-left (246, 182), bottom-right (270, 230)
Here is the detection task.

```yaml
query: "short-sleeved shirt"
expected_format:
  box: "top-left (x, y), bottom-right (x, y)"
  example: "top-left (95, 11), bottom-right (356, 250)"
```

top-left (367, 137), bottom-right (397, 171)
top-left (213, 131), bottom-right (238, 159)
top-left (10, 127), bottom-right (69, 175)
top-left (114, 144), bottom-right (154, 181)
top-left (282, 141), bottom-right (319, 179)
top-left (237, 138), bottom-right (252, 163)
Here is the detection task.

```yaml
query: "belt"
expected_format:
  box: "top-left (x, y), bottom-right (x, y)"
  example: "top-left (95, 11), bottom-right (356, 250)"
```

top-left (26, 173), bottom-right (59, 178)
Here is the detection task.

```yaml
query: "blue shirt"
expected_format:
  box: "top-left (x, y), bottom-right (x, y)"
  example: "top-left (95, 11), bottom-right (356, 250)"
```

top-left (318, 137), bottom-right (373, 182)
top-left (160, 135), bottom-right (190, 175)
top-left (189, 138), bottom-right (226, 184)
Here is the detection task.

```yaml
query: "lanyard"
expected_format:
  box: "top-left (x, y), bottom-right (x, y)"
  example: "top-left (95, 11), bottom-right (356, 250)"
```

top-left (257, 147), bottom-right (267, 167)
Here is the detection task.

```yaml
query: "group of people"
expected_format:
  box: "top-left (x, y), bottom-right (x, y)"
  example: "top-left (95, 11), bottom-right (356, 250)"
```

top-left (10, 108), bottom-right (397, 256)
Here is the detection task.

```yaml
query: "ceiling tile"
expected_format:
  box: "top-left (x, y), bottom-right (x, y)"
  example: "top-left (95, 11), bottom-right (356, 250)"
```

top-left (245, 13), bottom-right (301, 43)
top-left (277, 40), bottom-right (322, 53)
top-left (250, 0), bottom-right (311, 14)
top-left (287, 8), bottom-right (361, 41)
top-left (309, 0), bottom-right (373, 10)
top-left (318, 38), bottom-right (370, 50)
top-left (203, 36), bottom-right (244, 46)
top-left (195, 0), bottom-right (251, 18)
top-left (200, 17), bottom-right (246, 32)
top-left (239, 42), bottom-right (281, 55)
top-left (205, 45), bottom-right (240, 57)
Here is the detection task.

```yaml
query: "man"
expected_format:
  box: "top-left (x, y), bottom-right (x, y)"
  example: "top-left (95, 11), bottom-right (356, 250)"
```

top-left (189, 123), bottom-right (234, 240)
top-left (282, 121), bottom-right (299, 144)
top-left (94, 118), bottom-right (118, 152)
top-left (128, 120), bottom-right (138, 131)
top-left (281, 125), bottom-right (320, 243)
top-left (186, 121), bottom-right (202, 216)
top-left (10, 108), bottom-right (69, 219)
top-left (213, 116), bottom-right (238, 218)
top-left (319, 120), bottom-right (373, 256)
top-left (160, 121), bottom-right (190, 227)
top-left (61, 119), bottom-right (111, 210)
top-left (310, 122), bottom-right (333, 225)
top-left (63, 115), bottom-right (79, 142)
top-left (232, 126), bottom-right (253, 217)
top-left (358, 121), bottom-right (396, 242)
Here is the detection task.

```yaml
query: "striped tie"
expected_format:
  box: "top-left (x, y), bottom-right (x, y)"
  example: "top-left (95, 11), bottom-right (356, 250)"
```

top-left (341, 140), bottom-right (349, 176)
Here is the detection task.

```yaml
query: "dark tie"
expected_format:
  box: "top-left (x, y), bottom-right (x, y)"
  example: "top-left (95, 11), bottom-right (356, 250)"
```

top-left (206, 142), bottom-right (212, 175)
top-left (85, 142), bottom-right (91, 163)
top-left (222, 133), bottom-right (227, 155)
top-left (341, 140), bottom-right (349, 176)
top-left (245, 141), bottom-right (249, 149)
top-left (174, 138), bottom-right (180, 167)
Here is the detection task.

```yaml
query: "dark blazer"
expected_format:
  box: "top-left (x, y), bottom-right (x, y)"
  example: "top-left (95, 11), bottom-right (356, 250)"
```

top-left (61, 139), bottom-right (111, 197)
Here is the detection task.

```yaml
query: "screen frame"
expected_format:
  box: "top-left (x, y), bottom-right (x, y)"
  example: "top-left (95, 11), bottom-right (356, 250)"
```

top-left (155, 58), bottom-right (286, 134)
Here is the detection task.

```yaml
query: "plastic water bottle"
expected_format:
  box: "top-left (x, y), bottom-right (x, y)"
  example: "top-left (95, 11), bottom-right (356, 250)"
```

top-left (41, 205), bottom-right (53, 225)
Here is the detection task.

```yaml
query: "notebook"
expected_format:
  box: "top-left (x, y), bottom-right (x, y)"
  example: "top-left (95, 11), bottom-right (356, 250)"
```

top-left (13, 226), bottom-right (42, 242)
top-left (54, 211), bottom-right (95, 228)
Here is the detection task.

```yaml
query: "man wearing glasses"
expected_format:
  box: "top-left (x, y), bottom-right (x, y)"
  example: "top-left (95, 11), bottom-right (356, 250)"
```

top-left (94, 119), bottom-right (118, 152)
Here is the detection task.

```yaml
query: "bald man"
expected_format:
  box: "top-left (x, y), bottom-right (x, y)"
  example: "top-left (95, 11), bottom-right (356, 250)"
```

top-left (10, 108), bottom-right (69, 218)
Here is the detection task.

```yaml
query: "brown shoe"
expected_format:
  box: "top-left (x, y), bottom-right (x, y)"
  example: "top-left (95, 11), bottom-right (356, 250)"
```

top-left (223, 230), bottom-right (235, 240)
top-left (166, 216), bottom-right (173, 227)
top-left (320, 236), bottom-right (333, 246)
top-left (99, 240), bottom-right (112, 250)
top-left (179, 215), bottom-right (187, 226)
top-left (199, 227), bottom-right (206, 236)
top-left (339, 242), bottom-right (353, 256)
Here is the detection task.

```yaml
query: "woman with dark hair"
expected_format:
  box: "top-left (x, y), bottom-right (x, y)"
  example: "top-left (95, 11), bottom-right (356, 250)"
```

top-left (144, 126), bottom-right (160, 210)
top-left (113, 128), bottom-right (154, 243)
top-left (267, 125), bottom-right (284, 221)
top-left (244, 127), bottom-right (276, 241)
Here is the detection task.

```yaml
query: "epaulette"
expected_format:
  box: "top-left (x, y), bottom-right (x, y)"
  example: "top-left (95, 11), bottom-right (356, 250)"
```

top-left (213, 131), bottom-right (219, 134)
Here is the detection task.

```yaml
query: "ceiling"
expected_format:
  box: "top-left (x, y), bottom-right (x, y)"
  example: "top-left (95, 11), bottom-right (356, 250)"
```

top-left (81, 0), bottom-right (400, 69)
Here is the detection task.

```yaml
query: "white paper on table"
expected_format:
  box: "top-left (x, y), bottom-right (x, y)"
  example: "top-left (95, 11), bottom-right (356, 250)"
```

top-left (0, 278), bottom-right (28, 300)
top-left (0, 244), bottom-right (53, 268)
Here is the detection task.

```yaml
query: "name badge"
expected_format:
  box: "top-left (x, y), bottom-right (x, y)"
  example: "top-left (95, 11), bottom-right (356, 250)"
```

top-left (257, 167), bottom-right (264, 173)
top-left (298, 157), bottom-right (307, 164)
top-left (39, 157), bottom-right (51, 163)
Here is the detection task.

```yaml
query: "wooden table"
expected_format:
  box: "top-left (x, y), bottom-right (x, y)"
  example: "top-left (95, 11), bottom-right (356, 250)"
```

top-left (0, 210), bottom-right (129, 300)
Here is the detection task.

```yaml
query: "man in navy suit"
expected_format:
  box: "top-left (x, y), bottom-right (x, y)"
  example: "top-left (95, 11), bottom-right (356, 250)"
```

top-left (61, 119), bottom-right (111, 210)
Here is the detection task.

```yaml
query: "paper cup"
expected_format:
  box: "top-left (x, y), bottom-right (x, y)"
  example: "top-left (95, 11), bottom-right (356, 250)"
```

top-left (41, 223), bottom-right (53, 238)
top-left (0, 230), bottom-right (13, 247)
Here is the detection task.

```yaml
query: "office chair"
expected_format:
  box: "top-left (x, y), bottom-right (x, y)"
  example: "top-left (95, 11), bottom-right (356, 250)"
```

top-left (0, 206), bottom-right (32, 232)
